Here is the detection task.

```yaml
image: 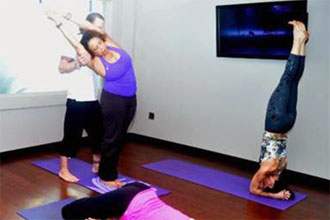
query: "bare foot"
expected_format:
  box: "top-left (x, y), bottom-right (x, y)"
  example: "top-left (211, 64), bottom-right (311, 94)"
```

top-left (92, 154), bottom-right (101, 173)
top-left (102, 179), bottom-right (123, 188)
top-left (115, 179), bottom-right (124, 187)
top-left (59, 169), bottom-right (79, 183)
top-left (289, 20), bottom-right (309, 43)
top-left (92, 162), bottom-right (99, 173)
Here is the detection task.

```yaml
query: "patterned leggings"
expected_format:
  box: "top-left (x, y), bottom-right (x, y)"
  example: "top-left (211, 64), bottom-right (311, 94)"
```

top-left (265, 54), bottom-right (305, 133)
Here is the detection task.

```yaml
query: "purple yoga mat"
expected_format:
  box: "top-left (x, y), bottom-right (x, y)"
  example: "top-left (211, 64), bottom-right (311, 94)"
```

top-left (142, 159), bottom-right (307, 210)
top-left (33, 158), bottom-right (170, 196)
top-left (17, 198), bottom-right (74, 220)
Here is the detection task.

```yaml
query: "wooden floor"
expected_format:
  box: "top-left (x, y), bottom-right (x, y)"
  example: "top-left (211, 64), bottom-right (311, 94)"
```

top-left (1, 138), bottom-right (329, 220)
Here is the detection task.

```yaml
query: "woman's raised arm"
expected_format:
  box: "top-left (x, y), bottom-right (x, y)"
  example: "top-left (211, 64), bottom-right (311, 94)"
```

top-left (64, 12), bottom-right (121, 48)
top-left (46, 12), bottom-right (90, 60)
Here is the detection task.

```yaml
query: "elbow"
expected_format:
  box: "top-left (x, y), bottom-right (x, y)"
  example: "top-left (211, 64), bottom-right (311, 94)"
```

top-left (249, 183), bottom-right (259, 195)
top-left (249, 188), bottom-right (258, 195)
top-left (250, 188), bottom-right (261, 196)
top-left (58, 66), bottom-right (66, 74)
top-left (75, 45), bottom-right (87, 55)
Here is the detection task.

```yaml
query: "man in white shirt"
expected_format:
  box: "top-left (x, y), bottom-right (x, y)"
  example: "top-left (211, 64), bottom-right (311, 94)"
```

top-left (58, 13), bottom-right (105, 182)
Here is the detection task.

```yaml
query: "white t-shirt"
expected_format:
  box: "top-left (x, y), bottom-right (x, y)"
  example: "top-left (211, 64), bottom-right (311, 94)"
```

top-left (63, 41), bottom-right (99, 102)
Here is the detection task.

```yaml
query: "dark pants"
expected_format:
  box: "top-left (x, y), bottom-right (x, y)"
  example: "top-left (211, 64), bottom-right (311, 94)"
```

top-left (62, 182), bottom-right (149, 220)
top-left (59, 99), bottom-right (104, 157)
top-left (98, 91), bottom-right (137, 181)
top-left (265, 54), bottom-right (305, 133)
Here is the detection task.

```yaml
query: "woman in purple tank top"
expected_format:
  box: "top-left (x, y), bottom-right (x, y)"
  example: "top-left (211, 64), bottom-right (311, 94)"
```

top-left (46, 11), bottom-right (137, 188)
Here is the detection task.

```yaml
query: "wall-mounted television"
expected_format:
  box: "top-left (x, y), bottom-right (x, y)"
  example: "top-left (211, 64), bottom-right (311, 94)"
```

top-left (216, 1), bottom-right (308, 59)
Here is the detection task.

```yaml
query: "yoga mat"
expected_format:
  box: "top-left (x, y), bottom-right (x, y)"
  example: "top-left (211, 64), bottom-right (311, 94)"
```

top-left (142, 159), bottom-right (307, 210)
top-left (17, 198), bottom-right (74, 220)
top-left (33, 158), bottom-right (170, 196)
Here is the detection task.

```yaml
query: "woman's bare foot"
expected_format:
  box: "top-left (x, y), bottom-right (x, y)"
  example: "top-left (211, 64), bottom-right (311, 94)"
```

top-left (289, 20), bottom-right (309, 43)
top-left (102, 179), bottom-right (124, 188)
top-left (92, 154), bottom-right (101, 173)
top-left (92, 162), bottom-right (100, 173)
top-left (115, 179), bottom-right (124, 187)
top-left (59, 169), bottom-right (79, 183)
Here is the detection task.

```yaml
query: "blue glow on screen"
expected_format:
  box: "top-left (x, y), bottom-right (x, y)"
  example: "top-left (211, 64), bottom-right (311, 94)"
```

top-left (221, 29), bottom-right (287, 37)
top-left (216, 1), bottom-right (307, 59)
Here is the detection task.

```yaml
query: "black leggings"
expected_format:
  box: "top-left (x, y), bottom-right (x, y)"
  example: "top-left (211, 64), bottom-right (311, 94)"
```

top-left (59, 99), bottom-right (103, 157)
top-left (62, 182), bottom-right (149, 220)
top-left (265, 54), bottom-right (305, 133)
top-left (98, 91), bottom-right (137, 181)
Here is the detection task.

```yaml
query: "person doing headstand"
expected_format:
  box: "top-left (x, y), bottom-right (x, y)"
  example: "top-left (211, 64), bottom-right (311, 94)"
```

top-left (250, 20), bottom-right (309, 200)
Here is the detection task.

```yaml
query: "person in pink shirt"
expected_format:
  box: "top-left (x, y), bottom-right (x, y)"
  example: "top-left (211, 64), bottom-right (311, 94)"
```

top-left (62, 182), bottom-right (194, 220)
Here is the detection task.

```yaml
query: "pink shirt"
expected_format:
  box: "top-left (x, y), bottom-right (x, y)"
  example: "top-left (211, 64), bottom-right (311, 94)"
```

top-left (121, 188), bottom-right (191, 220)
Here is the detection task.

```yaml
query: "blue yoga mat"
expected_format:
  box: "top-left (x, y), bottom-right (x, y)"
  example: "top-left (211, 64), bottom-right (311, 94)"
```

top-left (142, 159), bottom-right (307, 210)
top-left (33, 158), bottom-right (170, 196)
top-left (17, 198), bottom-right (74, 220)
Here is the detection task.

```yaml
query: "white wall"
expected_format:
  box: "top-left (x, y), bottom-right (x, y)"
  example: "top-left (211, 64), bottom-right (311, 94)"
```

top-left (0, 92), bottom-right (66, 152)
top-left (111, 0), bottom-right (330, 179)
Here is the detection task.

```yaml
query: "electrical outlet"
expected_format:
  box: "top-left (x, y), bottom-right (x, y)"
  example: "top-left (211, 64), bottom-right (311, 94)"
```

top-left (148, 112), bottom-right (155, 120)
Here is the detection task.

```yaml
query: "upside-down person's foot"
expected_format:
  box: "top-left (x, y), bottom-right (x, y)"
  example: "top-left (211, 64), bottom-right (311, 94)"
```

top-left (59, 169), bottom-right (80, 183)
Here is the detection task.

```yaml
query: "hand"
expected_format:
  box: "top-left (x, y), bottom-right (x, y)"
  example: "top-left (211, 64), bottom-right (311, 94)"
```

top-left (77, 51), bottom-right (91, 66)
top-left (274, 189), bottom-right (291, 200)
top-left (63, 12), bottom-right (72, 21)
top-left (289, 20), bottom-right (309, 43)
top-left (45, 11), bottom-right (62, 26)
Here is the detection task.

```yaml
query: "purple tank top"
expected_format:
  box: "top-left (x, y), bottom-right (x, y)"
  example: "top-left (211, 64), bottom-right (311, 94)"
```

top-left (99, 46), bottom-right (137, 97)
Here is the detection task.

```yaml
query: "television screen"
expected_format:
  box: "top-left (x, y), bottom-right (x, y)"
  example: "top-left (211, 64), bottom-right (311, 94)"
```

top-left (216, 1), bottom-right (308, 59)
